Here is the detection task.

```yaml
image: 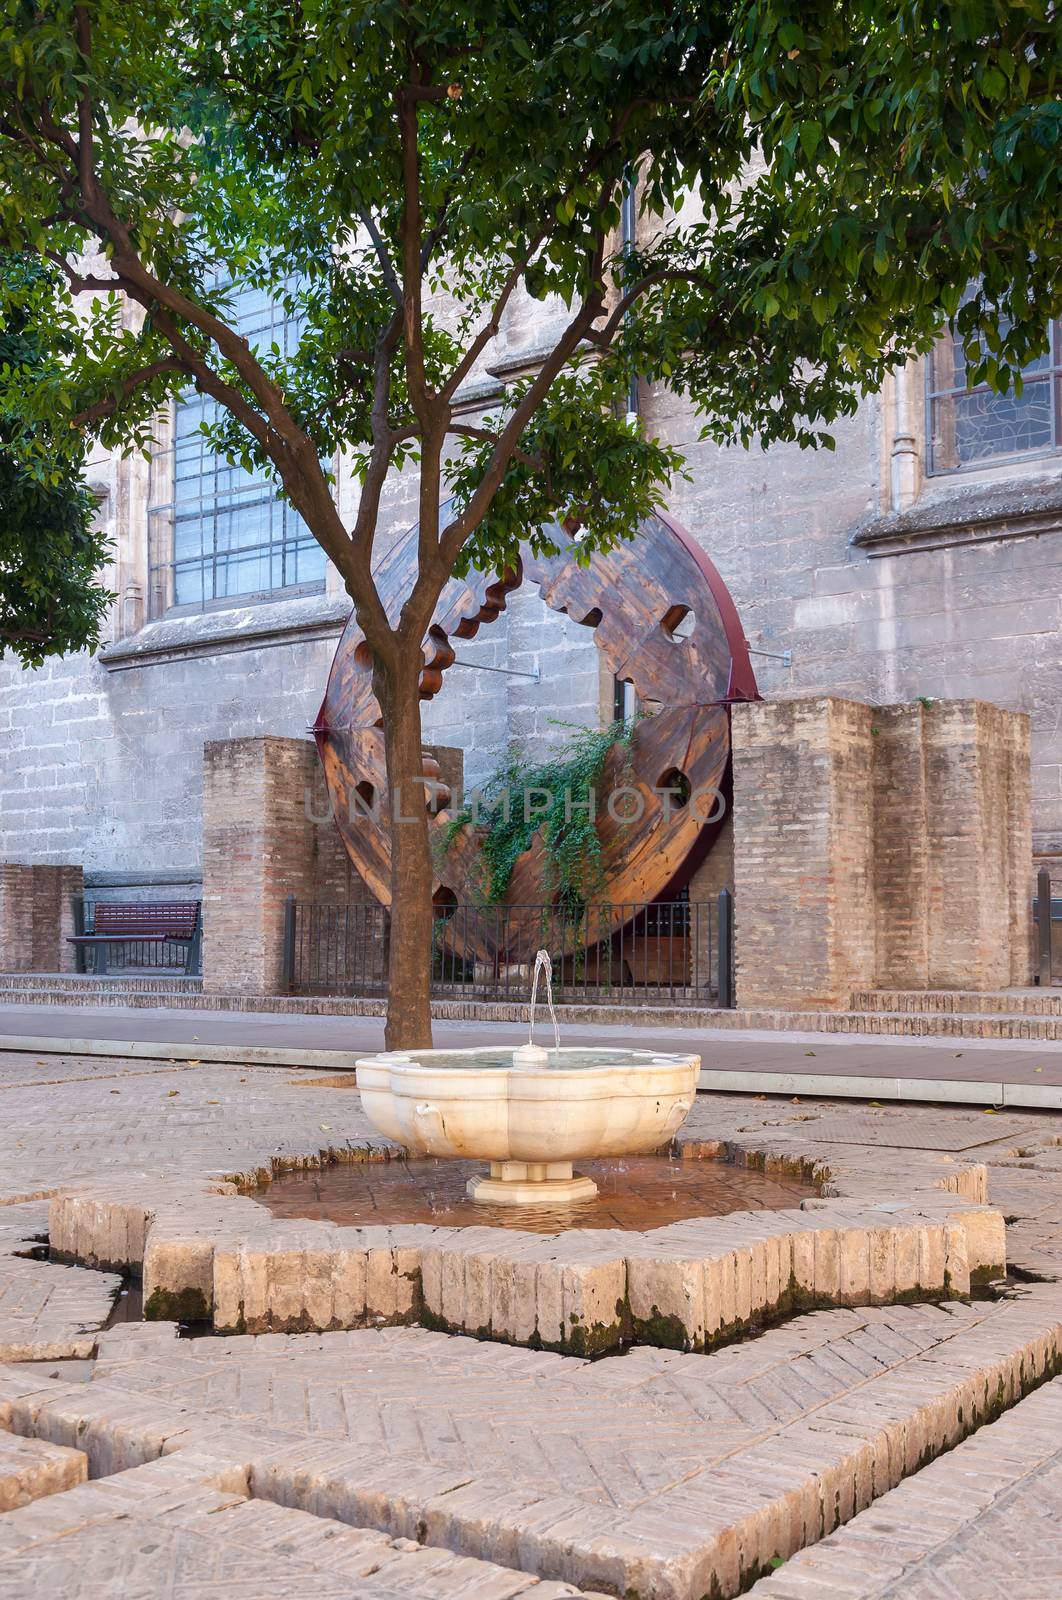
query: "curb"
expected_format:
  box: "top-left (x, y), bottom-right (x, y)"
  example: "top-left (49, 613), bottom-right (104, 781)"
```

top-left (697, 1066), bottom-right (1062, 1110)
top-left (0, 1033), bottom-right (354, 1070)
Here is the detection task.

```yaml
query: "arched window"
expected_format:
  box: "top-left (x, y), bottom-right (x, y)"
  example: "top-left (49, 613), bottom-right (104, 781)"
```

top-left (927, 314), bottom-right (1061, 475)
top-left (146, 282), bottom-right (326, 616)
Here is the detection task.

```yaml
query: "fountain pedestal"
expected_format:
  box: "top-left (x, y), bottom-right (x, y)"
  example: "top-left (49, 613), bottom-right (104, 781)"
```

top-left (468, 1160), bottom-right (597, 1206)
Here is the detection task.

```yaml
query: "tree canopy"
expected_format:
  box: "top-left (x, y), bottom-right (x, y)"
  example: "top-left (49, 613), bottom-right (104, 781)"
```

top-left (1, 1), bottom-right (1059, 605)
top-left (0, 0), bottom-right (1059, 1040)
top-left (0, 254), bottom-right (110, 667)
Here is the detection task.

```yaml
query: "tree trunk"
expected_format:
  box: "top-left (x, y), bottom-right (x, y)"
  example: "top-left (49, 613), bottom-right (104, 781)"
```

top-left (377, 655), bottom-right (435, 1050)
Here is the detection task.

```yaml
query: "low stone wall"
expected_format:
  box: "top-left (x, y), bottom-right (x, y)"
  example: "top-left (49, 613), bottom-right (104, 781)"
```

top-left (47, 1134), bottom-right (1004, 1354)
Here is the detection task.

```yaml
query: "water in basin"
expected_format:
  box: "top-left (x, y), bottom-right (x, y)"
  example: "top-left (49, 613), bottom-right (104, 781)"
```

top-left (398, 1049), bottom-right (664, 1071)
top-left (249, 1155), bottom-right (816, 1233)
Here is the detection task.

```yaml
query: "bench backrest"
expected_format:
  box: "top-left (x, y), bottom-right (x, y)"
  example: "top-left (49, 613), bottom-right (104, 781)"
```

top-left (92, 901), bottom-right (200, 938)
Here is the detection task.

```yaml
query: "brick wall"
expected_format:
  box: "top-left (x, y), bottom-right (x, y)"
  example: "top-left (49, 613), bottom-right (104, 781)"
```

top-left (871, 704), bottom-right (929, 988)
top-left (4, 211), bottom-right (1060, 911)
top-left (201, 738), bottom-right (319, 995)
top-left (731, 698), bottom-right (876, 1009)
top-left (641, 378), bottom-right (1062, 856)
top-left (921, 701), bottom-right (1028, 989)
top-left (0, 631), bottom-right (340, 878)
top-left (731, 695), bottom-right (1031, 1007)
top-left (200, 736), bottom-right (464, 995)
top-left (0, 863), bottom-right (83, 973)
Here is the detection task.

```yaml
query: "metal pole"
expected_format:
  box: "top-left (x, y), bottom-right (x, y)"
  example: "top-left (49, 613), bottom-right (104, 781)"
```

top-left (717, 887), bottom-right (735, 1009)
top-left (621, 168), bottom-right (639, 421)
top-left (282, 894), bottom-right (297, 994)
top-left (1037, 867), bottom-right (1053, 987)
top-left (449, 657), bottom-right (540, 681)
top-left (72, 894), bottom-right (86, 974)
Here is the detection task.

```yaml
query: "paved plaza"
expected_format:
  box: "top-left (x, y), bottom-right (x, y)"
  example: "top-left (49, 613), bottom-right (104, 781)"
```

top-left (1, 1043), bottom-right (1062, 1595)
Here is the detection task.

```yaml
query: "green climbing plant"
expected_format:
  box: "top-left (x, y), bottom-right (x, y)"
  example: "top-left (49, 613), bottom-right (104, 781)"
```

top-left (442, 719), bottom-right (638, 913)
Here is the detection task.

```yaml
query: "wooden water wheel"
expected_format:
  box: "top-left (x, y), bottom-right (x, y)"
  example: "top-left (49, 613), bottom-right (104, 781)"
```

top-left (314, 510), bottom-right (756, 963)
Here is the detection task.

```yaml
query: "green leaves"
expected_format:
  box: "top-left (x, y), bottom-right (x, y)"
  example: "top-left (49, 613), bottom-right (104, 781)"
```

top-left (0, 0), bottom-right (1059, 659)
top-left (446, 365), bottom-right (686, 583)
top-left (0, 256), bottom-right (113, 667)
top-left (443, 719), bottom-right (636, 909)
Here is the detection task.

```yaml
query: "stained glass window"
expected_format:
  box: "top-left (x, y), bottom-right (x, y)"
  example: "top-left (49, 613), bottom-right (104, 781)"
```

top-left (147, 282), bottom-right (326, 616)
top-left (927, 316), bottom-right (1061, 474)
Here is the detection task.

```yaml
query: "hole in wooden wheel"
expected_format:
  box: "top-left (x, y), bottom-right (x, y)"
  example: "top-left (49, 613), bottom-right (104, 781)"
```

top-left (433, 886), bottom-right (458, 921)
top-left (656, 768), bottom-right (691, 809)
top-left (351, 780), bottom-right (376, 818)
top-left (661, 604), bottom-right (695, 642)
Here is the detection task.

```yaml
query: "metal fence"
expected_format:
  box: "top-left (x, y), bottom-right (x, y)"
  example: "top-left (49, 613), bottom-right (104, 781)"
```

top-left (1034, 868), bottom-right (1060, 987)
top-left (284, 893), bottom-right (735, 1006)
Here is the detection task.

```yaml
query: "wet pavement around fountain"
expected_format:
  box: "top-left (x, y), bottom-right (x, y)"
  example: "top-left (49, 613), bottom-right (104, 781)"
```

top-left (249, 1152), bottom-right (816, 1232)
top-left (4, 1045), bottom-right (1062, 1596)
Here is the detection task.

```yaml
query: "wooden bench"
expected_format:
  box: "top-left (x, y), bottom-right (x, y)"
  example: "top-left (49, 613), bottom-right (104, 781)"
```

top-left (68, 901), bottom-right (202, 976)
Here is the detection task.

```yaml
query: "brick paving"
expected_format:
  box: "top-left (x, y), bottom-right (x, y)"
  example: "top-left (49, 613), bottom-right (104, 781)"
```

top-left (79, 1302), bottom-right (1043, 1505)
top-left (748, 1375), bottom-right (1062, 1598)
top-left (2, 1290), bottom-right (1061, 1597)
top-left (1, 1045), bottom-right (1062, 1594)
top-left (0, 1202), bottom-right (119, 1362)
top-left (0, 1449), bottom-right (590, 1599)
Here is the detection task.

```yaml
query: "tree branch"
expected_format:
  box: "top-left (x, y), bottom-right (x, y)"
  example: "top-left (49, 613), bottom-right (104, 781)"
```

top-left (397, 77), bottom-right (431, 425)
top-left (348, 305), bottom-right (404, 578)
top-left (435, 287), bottom-right (603, 580)
top-left (73, 6), bottom-right (97, 203)
top-left (356, 207), bottom-right (403, 307)
top-left (7, 62), bottom-right (402, 663)
top-left (403, 84), bottom-right (452, 102)
top-left (43, 250), bottom-right (127, 297)
top-left (70, 356), bottom-right (187, 426)
top-left (447, 423), bottom-right (543, 473)
top-left (439, 103), bottom-right (643, 405)
top-left (583, 267), bottom-right (713, 350)
top-left (439, 244), bottom-right (545, 403)
top-left (419, 145), bottom-right (477, 270)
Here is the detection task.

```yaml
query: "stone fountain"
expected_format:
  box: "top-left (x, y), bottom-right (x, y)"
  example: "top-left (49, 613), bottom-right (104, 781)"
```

top-left (356, 952), bottom-right (700, 1206)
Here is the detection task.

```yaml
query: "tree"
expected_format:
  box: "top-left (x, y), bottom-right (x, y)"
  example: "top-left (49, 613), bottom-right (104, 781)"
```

top-left (0, 0), bottom-right (1059, 1044)
top-left (0, 254), bottom-right (111, 666)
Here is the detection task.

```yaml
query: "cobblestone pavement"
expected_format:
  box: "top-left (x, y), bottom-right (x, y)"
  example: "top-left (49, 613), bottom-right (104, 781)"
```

top-left (1, 1047), bottom-right (1062, 1595)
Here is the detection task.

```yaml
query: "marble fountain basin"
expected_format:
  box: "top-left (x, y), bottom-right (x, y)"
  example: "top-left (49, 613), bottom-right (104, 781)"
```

top-left (355, 1045), bottom-right (701, 1205)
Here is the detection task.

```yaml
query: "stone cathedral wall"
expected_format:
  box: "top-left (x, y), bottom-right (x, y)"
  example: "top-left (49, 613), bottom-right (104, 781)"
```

top-left (2, 260), bottom-right (1061, 892)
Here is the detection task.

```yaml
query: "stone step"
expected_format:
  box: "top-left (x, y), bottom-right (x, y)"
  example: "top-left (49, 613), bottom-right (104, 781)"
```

top-left (748, 1376), bottom-right (1062, 1598)
top-left (11, 1289), bottom-right (1062, 1600)
top-left (851, 987), bottom-right (1062, 1017)
top-left (0, 1430), bottom-right (88, 1512)
top-left (0, 972), bottom-right (203, 995)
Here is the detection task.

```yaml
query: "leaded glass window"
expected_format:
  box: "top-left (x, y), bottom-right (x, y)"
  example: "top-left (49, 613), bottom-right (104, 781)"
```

top-left (147, 282), bottom-right (326, 616)
top-left (927, 315), bottom-right (1061, 475)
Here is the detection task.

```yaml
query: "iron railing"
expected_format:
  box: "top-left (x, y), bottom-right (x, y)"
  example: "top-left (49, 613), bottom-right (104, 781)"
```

top-left (284, 895), bottom-right (734, 1005)
top-left (1034, 868), bottom-right (1059, 987)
